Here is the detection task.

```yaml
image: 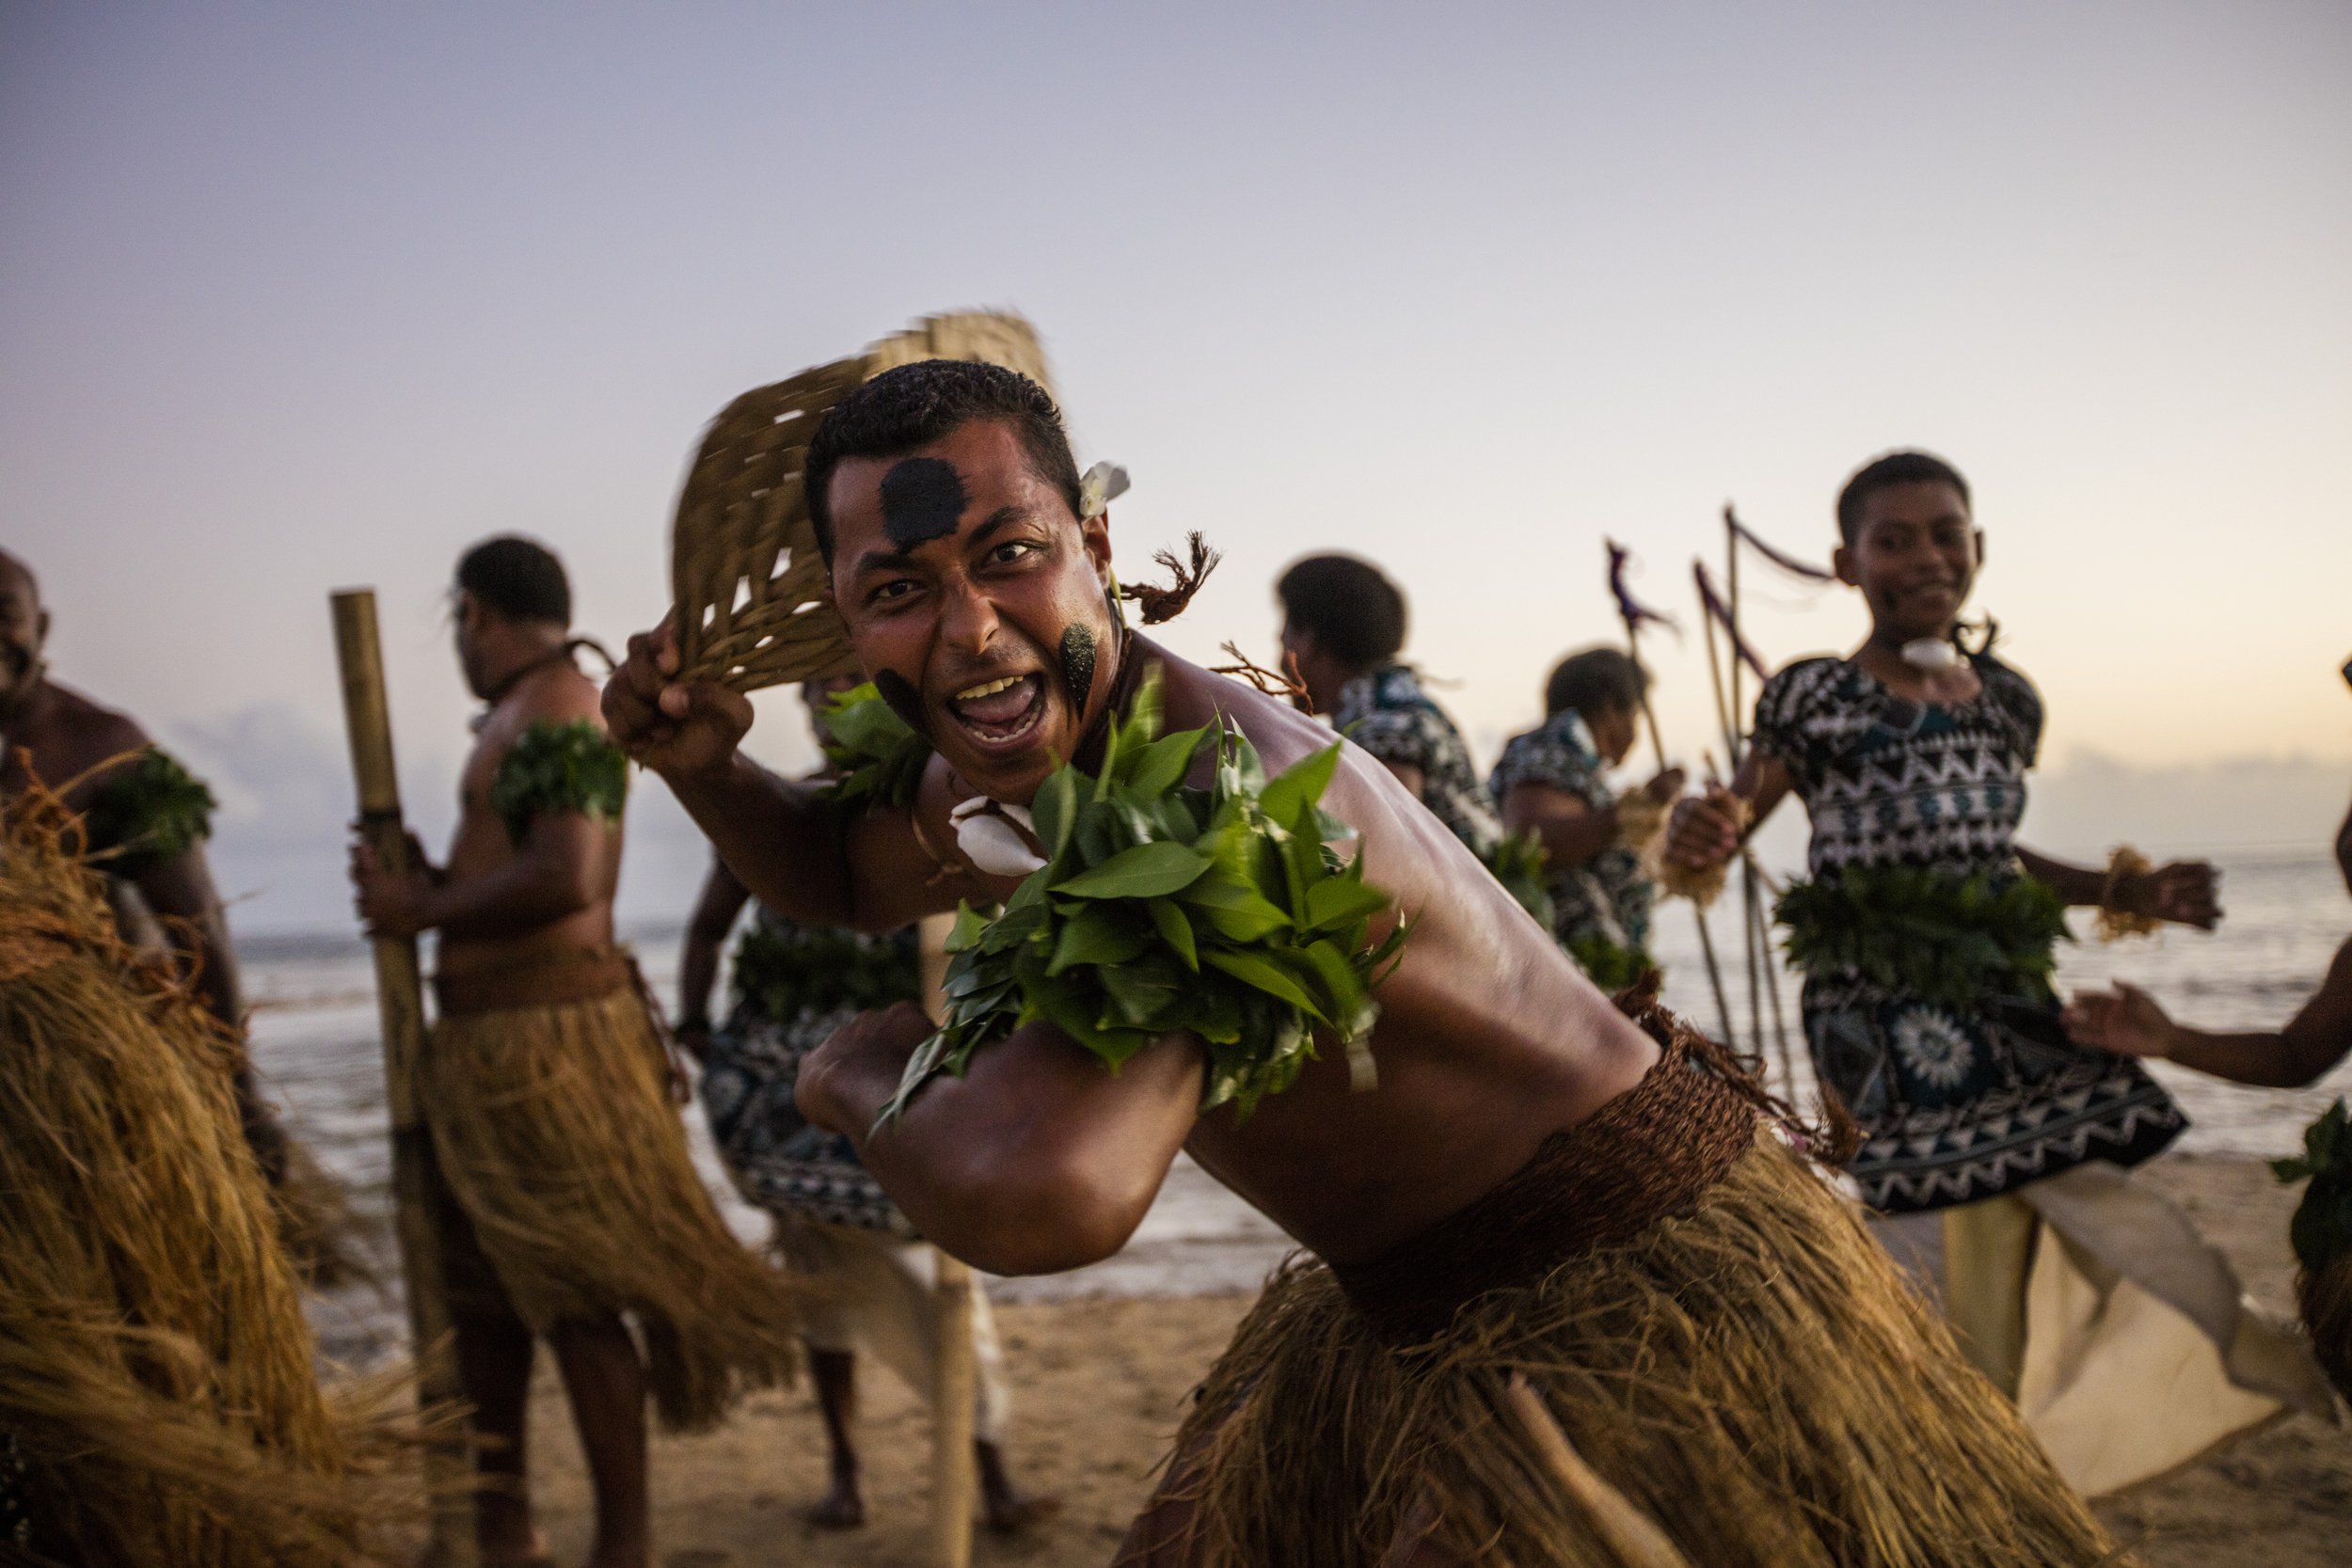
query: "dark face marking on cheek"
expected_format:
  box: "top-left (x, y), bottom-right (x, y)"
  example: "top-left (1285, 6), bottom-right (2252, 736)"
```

top-left (877, 458), bottom-right (967, 551)
top-left (1057, 625), bottom-right (1097, 713)
top-left (873, 670), bottom-right (930, 736)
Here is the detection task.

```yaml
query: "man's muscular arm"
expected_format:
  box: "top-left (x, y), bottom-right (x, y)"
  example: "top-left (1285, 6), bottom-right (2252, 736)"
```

top-left (796, 1003), bottom-right (1204, 1275)
top-left (602, 619), bottom-right (970, 933)
top-left (354, 810), bottom-right (612, 941)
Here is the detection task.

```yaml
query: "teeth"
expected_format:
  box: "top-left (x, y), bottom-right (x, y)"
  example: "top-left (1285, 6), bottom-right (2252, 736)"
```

top-left (954, 674), bottom-right (1027, 703)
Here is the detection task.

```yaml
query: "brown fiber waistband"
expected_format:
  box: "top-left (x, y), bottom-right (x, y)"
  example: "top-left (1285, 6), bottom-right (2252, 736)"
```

top-left (1331, 994), bottom-right (1773, 1343)
top-left (433, 948), bottom-right (633, 1018)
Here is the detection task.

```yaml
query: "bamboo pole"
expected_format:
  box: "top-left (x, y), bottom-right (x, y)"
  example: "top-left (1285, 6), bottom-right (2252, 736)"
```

top-left (916, 910), bottom-right (977, 1568)
top-left (328, 589), bottom-right (475, 1567)
top-left (1723, 510), bottom-right (1798, 1091)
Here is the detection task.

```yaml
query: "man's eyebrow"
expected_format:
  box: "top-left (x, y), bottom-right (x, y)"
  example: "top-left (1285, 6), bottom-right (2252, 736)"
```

top-left (967, 506), bottom-right (1036, 546)
top-left (849, 545), bottom-right (923, 578)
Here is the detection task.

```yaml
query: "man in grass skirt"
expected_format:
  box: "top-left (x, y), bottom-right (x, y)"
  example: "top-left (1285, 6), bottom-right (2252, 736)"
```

top-left (350, 537), bottom-right (798, 1568)
top-left (609, 359), bottom-right (2132, 1565)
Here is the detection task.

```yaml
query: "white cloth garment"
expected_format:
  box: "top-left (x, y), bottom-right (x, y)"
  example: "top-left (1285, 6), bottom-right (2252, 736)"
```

top-left (776, 1217), bottom-right (1012, 1444)
top-left (1872, 1160), bottom-right (2338, 1496)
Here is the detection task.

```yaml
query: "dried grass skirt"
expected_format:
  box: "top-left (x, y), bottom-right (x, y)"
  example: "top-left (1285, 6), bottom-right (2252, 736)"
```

top-left (423, 984), bottom-right (800, 1432)
top-left (1147, 1037), bottom-right (2131, 1567)
top-left (0, 791), bottom-right (382, 1565)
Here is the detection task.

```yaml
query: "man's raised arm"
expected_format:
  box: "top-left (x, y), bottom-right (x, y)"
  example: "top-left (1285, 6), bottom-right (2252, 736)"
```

top-left (602, 618), bottom-right (886, 927)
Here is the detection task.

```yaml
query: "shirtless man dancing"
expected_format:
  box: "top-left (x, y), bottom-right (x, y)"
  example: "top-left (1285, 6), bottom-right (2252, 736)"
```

top-left (351, 537), bottom-right (794, 1568)
top-left (605, 360), bottom-right (2124, 1566)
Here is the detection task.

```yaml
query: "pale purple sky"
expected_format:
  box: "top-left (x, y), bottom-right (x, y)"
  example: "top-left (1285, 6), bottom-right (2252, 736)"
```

top-left (5, 3), bottom-right (2347, 930)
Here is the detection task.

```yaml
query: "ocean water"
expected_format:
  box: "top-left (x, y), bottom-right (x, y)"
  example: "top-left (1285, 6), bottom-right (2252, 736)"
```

top-left (248, 848), bottom-right (2352, 1363)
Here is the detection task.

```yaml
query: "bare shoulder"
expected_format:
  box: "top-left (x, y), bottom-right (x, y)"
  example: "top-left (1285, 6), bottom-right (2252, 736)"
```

top-left (26, 684), bottom-right (152, 792)
top-left (515, 664), bottom-right (606, 728)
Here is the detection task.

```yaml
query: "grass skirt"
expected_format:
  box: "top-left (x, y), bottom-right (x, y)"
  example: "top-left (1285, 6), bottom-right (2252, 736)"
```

top-left (424, 985), bottom-right (801, 1432)
top-left (1152, 1063), bottom-right (2128, 1565)
top-left (0, 789), bottom-right (382, 1565)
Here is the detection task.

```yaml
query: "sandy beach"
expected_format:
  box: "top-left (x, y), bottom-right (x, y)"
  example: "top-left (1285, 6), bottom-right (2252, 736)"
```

top-left (385, 1149), bottom-right (2350, 1568)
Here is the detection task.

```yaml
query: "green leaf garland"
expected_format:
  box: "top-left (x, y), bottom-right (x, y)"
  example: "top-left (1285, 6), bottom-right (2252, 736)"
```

top-left (486, 720), bottom-right (630, 846)
top-left (879, 670), bottom-right (1409, 1127)
top-left (2274, 1101), bottom-right (2352, 1274)
top-left (1774, 863), bottom-right (2071, 1013)
top-left (1482, 829), bottom-right (1556, 928)
top-left (819, 683), bottom-right (933, 810)
top-left (80, 747), bottom-right (215, 879)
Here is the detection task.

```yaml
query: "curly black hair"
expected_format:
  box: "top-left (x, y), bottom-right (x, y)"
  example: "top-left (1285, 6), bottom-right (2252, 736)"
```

top-left (803, 359), bottom-right (1083, 563)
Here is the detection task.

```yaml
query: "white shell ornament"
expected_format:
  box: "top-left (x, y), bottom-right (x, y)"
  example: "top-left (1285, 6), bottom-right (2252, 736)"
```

top-left (1077, 461), bottom-right (1131, 519)
top-left (1899, 638), bottom-right (1960, 672)
top-left (949, 796), bottom-right (1046, 877)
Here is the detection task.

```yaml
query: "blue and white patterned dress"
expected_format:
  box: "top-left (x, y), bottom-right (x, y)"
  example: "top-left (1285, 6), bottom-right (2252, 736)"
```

top-left (697, 909), bottom-right (922, 1235)
top-left (1753, 655), bottom-right (2185, 1213)
top-left (1331, 664), bottom-right (1502, 859)
top-left (1489, 710), bottom-right (1655, 962)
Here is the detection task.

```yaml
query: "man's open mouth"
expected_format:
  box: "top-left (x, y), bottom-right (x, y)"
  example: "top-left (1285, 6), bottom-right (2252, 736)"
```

top-left (946, 672), bottom-right (1048, 747)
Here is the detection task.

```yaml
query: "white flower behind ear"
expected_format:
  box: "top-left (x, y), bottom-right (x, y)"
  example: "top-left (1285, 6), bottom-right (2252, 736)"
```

top-left (950, 796), bottom-right (1047, 877)
top-left (1078, 462), bottom-right (1131, 520)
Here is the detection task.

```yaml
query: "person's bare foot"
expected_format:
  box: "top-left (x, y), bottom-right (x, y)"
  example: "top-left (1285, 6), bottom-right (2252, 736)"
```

top-left (805, 1471), bottom-right (866, 1530)
top-left (977, 1439), bottom-right (1061, 1534)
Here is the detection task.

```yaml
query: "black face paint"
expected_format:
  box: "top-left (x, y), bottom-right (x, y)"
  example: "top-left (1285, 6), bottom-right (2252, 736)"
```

top-left (877, 458), bottom-right (967, 551)
top-left (1058, 625), bottom-right (1098, 715)
top-left (873, 669), bottom-right (930, 736)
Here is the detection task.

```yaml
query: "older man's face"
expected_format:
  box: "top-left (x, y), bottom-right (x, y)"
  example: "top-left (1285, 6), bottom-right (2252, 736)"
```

top-left (0, 558), bottom-right (48, 720)
top-left (825, 418), bottom-right (1115, 803)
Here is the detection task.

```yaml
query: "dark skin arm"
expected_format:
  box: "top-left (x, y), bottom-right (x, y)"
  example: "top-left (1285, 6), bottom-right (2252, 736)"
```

top-left (601, 618), bottom-right (980, 933)
top-left (2065, 939), bottom-right (2352, 1089)
top-left (1504, 768), bottom-right (1685, 869)
top-left (676, 857), bottom-right (751, 1059)
top-left (795, 1002), bottom-right (1206, 1276)
top-left (351, 811), bottom-right (609, 941)
top-left (2014, 847), bottom-right (2220, 927)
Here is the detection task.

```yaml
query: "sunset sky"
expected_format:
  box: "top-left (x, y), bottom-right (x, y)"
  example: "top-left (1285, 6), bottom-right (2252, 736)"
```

top-left (6, 2), bottom-right (2347, 930)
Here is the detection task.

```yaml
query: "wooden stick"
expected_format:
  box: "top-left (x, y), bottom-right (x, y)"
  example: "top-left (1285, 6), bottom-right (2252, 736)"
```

top-left (327, 590), bottom-right (475, 1567)
top-left (916, 911), bottom-right (977, 1568)
top-left (1621, 621), bottom-right (1734, 1044)
top-left (1502, 1375), bottom-right (1694, 1568)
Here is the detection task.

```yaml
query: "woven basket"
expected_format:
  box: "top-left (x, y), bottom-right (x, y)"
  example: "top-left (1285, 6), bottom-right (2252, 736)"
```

top-left (669, 310), bottom-right (1056, 692)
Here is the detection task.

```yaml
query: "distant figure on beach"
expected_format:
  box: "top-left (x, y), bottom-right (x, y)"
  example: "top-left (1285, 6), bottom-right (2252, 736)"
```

top-left (1665, 450), bottom-right (2335, 1492)
top-left (1490, 646), bottom-right (1681, 989)
top-left (0, 547), bottom-right (364, 1281)
top-left (675, 676), bottom-right (1052, 1534)
top-left (1275, 553), bottom-right (1502, 859)
top-left (347, 536), bottom-right (798, 1568)
top-left (608, 359), bottom-right (2131, 1565)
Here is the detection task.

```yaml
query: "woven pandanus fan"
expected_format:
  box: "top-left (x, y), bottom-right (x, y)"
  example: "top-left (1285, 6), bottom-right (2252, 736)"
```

top-left (668, 310), bottom-right (1055, 692)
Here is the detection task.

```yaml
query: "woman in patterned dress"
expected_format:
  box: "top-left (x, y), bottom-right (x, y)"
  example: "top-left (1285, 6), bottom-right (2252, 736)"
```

top-left (1491, 646), bottom-right (1681, 987)
top-left (1665, 450), bottom-right (2332, 1493)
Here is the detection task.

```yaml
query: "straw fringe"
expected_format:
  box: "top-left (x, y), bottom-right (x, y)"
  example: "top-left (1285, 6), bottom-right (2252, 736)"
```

top-left (425, 989), bottom-right (802, 1431)
top-left (0, 785), bottom-right (404, 1565)
top-left (1157, 1134), bottom-right (2131, 1568)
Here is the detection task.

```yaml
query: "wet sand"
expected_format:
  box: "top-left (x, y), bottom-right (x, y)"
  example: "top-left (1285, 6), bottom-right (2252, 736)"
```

top-left (403, 1152), bottom-right (2350, 1567)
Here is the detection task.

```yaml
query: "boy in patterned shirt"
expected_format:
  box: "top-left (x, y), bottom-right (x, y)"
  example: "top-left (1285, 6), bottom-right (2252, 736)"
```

top-left (1491, 647), bottom-right (1682, 986)
top-left (1275, 554), bottom-right (1502, 858)
top-left (1665, 451), bottom-right (2330, 1492)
